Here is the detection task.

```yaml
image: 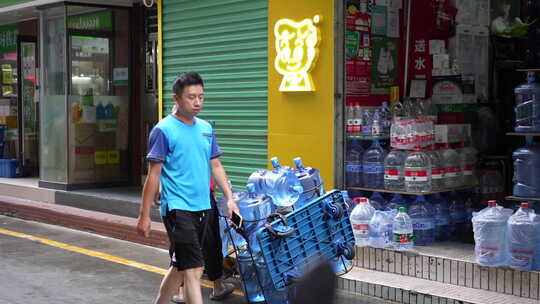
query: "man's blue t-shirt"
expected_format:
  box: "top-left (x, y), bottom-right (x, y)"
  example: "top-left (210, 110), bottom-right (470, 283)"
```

top-left (146, 115), bottom-right (222, 215)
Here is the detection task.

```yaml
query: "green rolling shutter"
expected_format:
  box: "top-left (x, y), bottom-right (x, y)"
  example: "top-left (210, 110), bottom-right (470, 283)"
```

top-left (162, 0), bottom-right (268, 190)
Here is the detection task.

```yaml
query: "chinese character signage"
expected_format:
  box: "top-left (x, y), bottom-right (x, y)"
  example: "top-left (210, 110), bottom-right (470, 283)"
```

top-left (0, 24), bottom-right (19, 54)
top-left (274, 15), bottom-right (321, 92)
top-left (68, 11), bottom-right (112, 31)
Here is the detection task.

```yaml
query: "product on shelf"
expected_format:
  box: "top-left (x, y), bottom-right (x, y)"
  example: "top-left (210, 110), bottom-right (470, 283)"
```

top-left (403, 147), bottom-right (432, 193)
top-left (345, 138), bottom-right (364, 187)
top-left (514, 72), bottom-right (540, 133)
top-left (362, 140), bottom-right (387, 189)
top-left (383, 149), bottom-right (406, 191)
top-left (472, 200), bottom-right (510, 267)
top-left (409, 195), bottom-right (435, 246)
top-left (368, 209), bottom-right (396, 249)
top-left (507, 202), bottom-right (537, 271)
top-left (430, 193), bottom-right (451, 242)
top-left (369, 191), bottom-right (387, 211)
top-left (392, 206), bottom-right (414, 251)
top-left (426, 144), bottom-right (444, 191)
top-left (512, 140), bottom-right (540, 198)
top-left (458, 141), bottom-right (478, 187)
top-left (434, 124), bottom-right (471, 143)
top-left (350, 197), bottom-right (375, 247)
top-left (440, 143), bottom-right (463, 188)
top-left (447, 191), bottom-right (467, 237)
top-left (385, 193), bottom-right (406, 211)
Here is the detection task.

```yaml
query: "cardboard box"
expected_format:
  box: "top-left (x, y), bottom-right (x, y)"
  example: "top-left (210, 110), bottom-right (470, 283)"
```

top-left (435, 124), bottom-right (471, 143)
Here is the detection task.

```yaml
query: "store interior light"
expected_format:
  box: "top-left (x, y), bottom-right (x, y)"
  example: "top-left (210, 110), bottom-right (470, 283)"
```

top-left (274, 15), bottom-right (321, 92)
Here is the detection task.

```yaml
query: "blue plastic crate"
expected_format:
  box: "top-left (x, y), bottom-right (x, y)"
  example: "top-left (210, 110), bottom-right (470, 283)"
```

top-left (0, 159), bottom-right (19, 178)
top-left (0, 124), bottom-right (5, 143)
top-left (255, 190), bottom-right (355, 292)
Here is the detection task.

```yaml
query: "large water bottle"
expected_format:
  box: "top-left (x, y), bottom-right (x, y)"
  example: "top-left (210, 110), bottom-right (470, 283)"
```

top-left (381, 101), bottom-right (392, 135)
top-left (514, 72), bottom-right (540, 133)
top-left (369, 209), bottom-right (397, 248)
top-left (409, 196), bottom-right (435, 246)
top-left (353, 102), bottom-right (363, 137)
top-left (430, 193), bottom-right (451, 241)
top-left (459, 141), bottom-right (478, 187)
top-left (369, 191), bottom-right (387, 210)
top-left (260, 157), bottom-right (303, 208)
top-left (350, 197), bottom-right (375, 247)
top-left (448, 191), bottom-right (467, 237)
top-left (426, 144), bottom-right (444, 191)
top-left (372, 109), bottom-right (383, 137)
top-left (384, 149), bottom-right (406, 191)
top-left (218, 189), bottom-right (247, 255)
top-left (440, 143), bottom-right (463, 188)
top-left (513, 140), bottom-right (540, 197)
top-left (404, 147), bottom-right (432, 193)
top-left (237, 250), bottom-right (265, 303)
top-left (392, 206), bottom-right (414, 250)
top-left (385, 193), bottom-right (407, 211)
top-left (508, 203), bottom-right (537, 271)
top-left (472, 200), bottom-right (510, 266)
top-left (238, 183), bottom-right (273, 252)
top-left (362, 140), bottom-right (387, 189)
top-left (346, 139), bottom-right (364, 187)
top-left (293, 157), bottom-right (324, 209)
top-left (362, 109), bottom-right (373, 138)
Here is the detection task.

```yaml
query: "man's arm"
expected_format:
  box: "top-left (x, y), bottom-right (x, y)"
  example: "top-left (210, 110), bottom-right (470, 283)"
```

top-left (137, 161), bottom-right (163, 237)
top-left (211, 158), bottom-right (239, 218)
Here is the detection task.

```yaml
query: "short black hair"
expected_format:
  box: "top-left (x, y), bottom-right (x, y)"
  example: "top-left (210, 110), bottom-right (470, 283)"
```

top-left (172, 72), bottom-right (204, 95)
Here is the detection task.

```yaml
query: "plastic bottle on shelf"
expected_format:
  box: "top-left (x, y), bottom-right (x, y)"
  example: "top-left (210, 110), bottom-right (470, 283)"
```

top-left (353, 102), bottom-right (363, 137)
top-left (392, 206), bottom-right (414, 250)
top-left (362, 140), bottom-right (387, 189)
top-left (409, 195), bottom-right (435, 246)
top-left (403, 146), bottom-right (432, 193)
top-left (508, 202), bottom-right (537, 271)
top-left (440, 143), bottom-right (463, 188)
top-left (346, 102), bottom-right (355, 136)
top-left (472, 200), bottom-right (510, 267)
top-left (384, 149), bottom-right (406, 191)
top-left (459, 141), bottom-right (478, 187)
top-left (350, 197), bottom-right (375, 247)
top-left (426, 144), bottom-right (444, 191)
top-left (345, 139), bottom-right (364, 187)
top-left (514, 72), bottom-right (540, 133)
top-left (380, 101), bottom-right (392, 135)
top-left (293, 157), bottom-right (324, 209)
top-left (385, 193), bottom-right (407, 211)
top-left (430, 193), bottom-right (451, 241)
top-left (512, 139), bottom-right (540, 197)
top-left (372, 109), bottom-right (383, 137)
top-left (369, 209), bottom-right (396, 248)
top-left (362, 109), bottom-right (373, 138)
top-left (448, 191), bottom-right (467, 237)
top-left (369, 191), bottom-right (387, 211)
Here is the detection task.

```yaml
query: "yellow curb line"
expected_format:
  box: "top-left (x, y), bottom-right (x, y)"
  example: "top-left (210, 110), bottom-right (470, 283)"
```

top-left (0, 228), bottom-right (243, 296)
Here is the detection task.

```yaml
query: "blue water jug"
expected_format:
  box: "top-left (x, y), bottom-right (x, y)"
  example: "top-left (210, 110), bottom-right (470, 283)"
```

top-left (447, 191), bottom-right (467, 237)
top-left (429, 193), bottom-right (451, 241)
top-left (369, 191), bottom-right (387, 210)
top-left (96, 103), bottom-right (105, 120)
top-left (362, 140), bottom-right (387, 189)
top-left (472, 200), bottom-right (510, 267)
top-left (513, 140), bottom-right (540, 197)
top-left (104, 102), bottom-right (115, 119)
top-left (508, 203), bottom-right (537, 271)
top-left (515, 72), bottom-right (540, 133)
top-left (409, 196), bottom-right (435, 246)
top-left (218, 190), bottom-right (246, 255)
top-left (385, 193), bottom-right (407, 211)
top-left (345, 138), bottom-right (363, 187)
top-left (259, 157), bottom-right (303, 208)
top-left (238, 183), bottom-right (273, 252)
top-left (293, 157), bottom-right (324, 209)
top-left (237, 250), bottom-right (266, 303)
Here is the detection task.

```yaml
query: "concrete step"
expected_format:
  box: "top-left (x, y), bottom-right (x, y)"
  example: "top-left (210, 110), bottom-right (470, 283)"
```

top-left (338, 267), bottom-right (540, 304)
top-left (0, 178), bottom-right (55, 203)
top-left (353, 245), bottom-right (540, 300)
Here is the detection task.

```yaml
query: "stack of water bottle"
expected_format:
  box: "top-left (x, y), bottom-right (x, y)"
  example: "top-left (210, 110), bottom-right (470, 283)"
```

top-left (472, 200), bottom-right (540, 271)
top-left (345, 102), bottom-right (392, 139)
top-left (347, 190), bottom-right (474, 250)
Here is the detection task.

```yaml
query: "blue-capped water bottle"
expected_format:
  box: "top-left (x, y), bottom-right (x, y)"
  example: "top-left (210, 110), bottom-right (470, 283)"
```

top-left (293, 157), bottom-right (324, 209)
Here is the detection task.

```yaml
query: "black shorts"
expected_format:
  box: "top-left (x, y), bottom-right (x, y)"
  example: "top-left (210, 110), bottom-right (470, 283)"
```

top-left (163, 208), bottom-right (211, 271)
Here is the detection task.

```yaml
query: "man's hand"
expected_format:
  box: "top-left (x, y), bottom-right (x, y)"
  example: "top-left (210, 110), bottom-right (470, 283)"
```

top-left (137, 215), bottom-right (151, 237)
top-left (226, 199), bottom-right (239, 218)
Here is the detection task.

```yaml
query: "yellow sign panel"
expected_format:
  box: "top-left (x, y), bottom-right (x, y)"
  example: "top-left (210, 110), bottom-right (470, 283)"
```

top-left (274, 15), bottom-right (321, 92)
top-left (94, 151), bottom-right (108, 165)
top-left (107, 150), bottom-right (120, 164)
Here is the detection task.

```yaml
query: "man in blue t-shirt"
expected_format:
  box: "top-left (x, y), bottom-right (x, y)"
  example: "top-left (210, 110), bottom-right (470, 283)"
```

top-left (137, 72), bottom-right (239, 304)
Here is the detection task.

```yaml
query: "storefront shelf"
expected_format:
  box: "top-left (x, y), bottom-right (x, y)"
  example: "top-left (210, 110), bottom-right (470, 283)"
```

top-left (506, 132), bottom-right (540, 136)
top-left (346, 185), bottom-right (477, 195)
top-left (346, 135), bottom-right (390, 141)
top-left (505, 195), bottom-right (540, 202)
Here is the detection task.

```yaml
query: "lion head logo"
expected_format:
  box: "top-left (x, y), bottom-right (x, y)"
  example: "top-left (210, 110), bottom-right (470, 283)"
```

top-left (274, 15), bottom-right (321, 92)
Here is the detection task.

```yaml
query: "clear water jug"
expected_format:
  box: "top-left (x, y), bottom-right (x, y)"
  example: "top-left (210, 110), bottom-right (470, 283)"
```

top-left (447, 191), bottom-right (467, 237)
top-left (472, 200), bottom-right (510, 267)
top-left (218, 190), bottom-right (246, 255)
top-left (237, 250), bottom-right (265, 303)
top-left (346, 139), bottom-right (364, 187)
top-left (409, 196), bottom-right (435, 246)
top-left (384, 149), bottom-right (406, 191)
top-left (392, 206), bottom-right (414, 250)
top-left (513, 140), bottom-right (540, 197)
top-left (385, 193), bottom-right (407, 211)
top-left (363, 140), bottom-right (387, 189)
top-left (404, 147), bottom-right (432, 193)
top-left (350, 197), bottom-right (375, 247)
top-left (508, 203), bottom-right (537, 271)
top-left (293, 157), bottom-right (324, 209)
top-left (430, 193), bottom-right (451, 241)
top-left (369, 209), bottom-right (397, 248)
top-left (369, 191), bottom-right (387, 210)
top-left (238, 183), bottom-right (273, 252)
top-left (514, 72), bottom-right (540, 133)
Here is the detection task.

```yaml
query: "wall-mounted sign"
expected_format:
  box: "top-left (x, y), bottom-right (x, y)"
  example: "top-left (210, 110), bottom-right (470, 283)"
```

top-left (274, 15), bottom-right (321, 92)
top-left (0, 24), bottom-right (19, 54)
top-left (68, 11), bottom-right (112, 31)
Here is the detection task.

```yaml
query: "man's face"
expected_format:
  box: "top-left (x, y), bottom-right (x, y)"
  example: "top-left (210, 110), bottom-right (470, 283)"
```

top-left (174, 84), bottom-right (204, 117)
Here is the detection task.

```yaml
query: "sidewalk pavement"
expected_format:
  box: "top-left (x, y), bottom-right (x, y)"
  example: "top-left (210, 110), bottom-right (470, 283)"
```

top-left (0, 194), bottom-right (169, 249)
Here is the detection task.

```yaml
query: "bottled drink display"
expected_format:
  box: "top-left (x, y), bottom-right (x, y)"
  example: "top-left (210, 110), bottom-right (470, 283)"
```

top-left (403, 147), bottom-right (432, 193)
top-left (350, 197), bottom-right (375, 247)
top-left (512, 140), bottom-right (540, 198)
top-left (384, 149), bottom-right (406, 191)
top-left (472, 200), bottom-right (510, 267)
top-left (440, 143), bottom-right (462, 188)
top-left (392, 206), bottom-right (414, 250)
top-left (430, 193), bottom-right (451, 241)
top-left (507, 203), bottom-right (537, 271)
top-left (448, 191), bottom-right (467, 236)
top-left (426, 144), bottom-right (444, 190)
top-left (362, 140), bottom-right (387, 189)
top-left (293, 157), bottom-right (324, 209)
top-left (514, 72), bottom-right (540, 133)
top-left (408, 196), bottom-right (435, 246)
top-left (345, 139), bottom-right (364, 187)
top-left (369, 209), bottom-right (396, 248)
top-left (386, 193), bottom-right (407, 211)
top-left (458, 141), bottom-right (478, 187)
top-left (369, 191), bottom-right (387, 210)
